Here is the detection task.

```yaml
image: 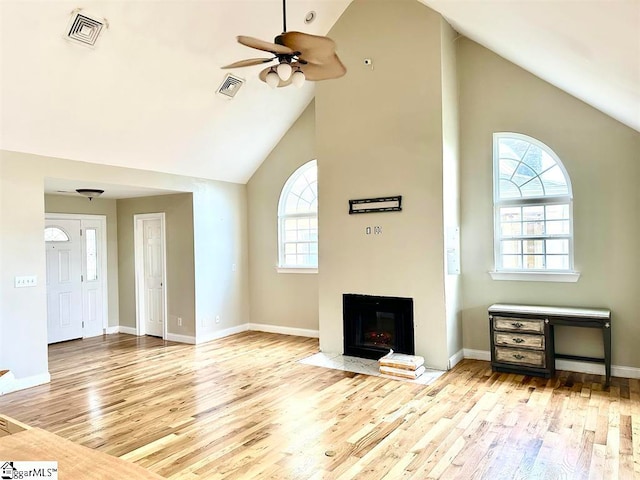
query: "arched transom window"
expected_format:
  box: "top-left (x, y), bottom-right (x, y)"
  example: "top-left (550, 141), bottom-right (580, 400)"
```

top-left (493, 133), bottom-right (574, 274)
top-left (44, 226), bottom-right (70, 242)
top-left (278, 160), bottom-right (318, 270)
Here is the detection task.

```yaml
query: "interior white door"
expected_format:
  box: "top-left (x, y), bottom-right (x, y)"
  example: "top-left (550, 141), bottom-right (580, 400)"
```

top-left (81, 219), bottom-right (104, 338)
top-left (46, 219), bottom-right (83, 343)
top-left (142, 218), bottom-right (165, 337)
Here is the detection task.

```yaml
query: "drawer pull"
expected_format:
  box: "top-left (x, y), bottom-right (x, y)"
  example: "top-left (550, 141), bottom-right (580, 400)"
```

top-left (512, 338), bottom-right (525, 344)
top-left (511, 322), bottom-right (524, 328)
top-left (513, 354), bottom-right (525, 360)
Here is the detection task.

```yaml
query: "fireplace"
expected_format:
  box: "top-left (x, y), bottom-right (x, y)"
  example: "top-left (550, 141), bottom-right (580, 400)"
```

top-left (343, 294), bottom-right (414, 360)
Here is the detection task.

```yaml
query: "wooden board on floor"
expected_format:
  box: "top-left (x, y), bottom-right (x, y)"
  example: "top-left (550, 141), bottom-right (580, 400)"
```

top-left (0, 427), bottom-right (164, 479)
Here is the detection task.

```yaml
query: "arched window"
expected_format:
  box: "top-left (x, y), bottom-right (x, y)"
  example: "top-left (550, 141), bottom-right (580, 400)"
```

top-left (44, 226), bottom-right (70, 242)
top-left (278, 160), bottom-right (318, 270)
top-left (493, 133), bottom-right (576, 278)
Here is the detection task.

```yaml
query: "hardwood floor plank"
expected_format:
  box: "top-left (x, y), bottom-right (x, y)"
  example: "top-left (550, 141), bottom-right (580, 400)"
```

top-left (0, 333), bottom-right (637, 479)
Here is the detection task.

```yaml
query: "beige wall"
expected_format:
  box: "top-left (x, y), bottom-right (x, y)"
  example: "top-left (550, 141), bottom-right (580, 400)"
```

top-left (44, 194), bottom-right (120, 327)
top-left (117, 194), bottom-right (195, 336)
top-left (441, 19), bottom-right (462, 361)
top-left (458, 38), bottom-right (640, 367)
top-left (317, 0), bottom-right (450, 369)
top-left (0, 150), bottom-right (248, 383)
top-left (247, 101), bottom-right (318, 332)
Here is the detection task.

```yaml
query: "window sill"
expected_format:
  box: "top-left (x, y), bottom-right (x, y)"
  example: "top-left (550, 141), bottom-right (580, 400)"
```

top-left (489, 271), bottom-right (580, 283)
top-left (276, 267), bottom-right (318, 274)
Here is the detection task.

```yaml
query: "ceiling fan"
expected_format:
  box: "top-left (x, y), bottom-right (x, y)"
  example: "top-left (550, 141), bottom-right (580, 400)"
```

top-left (222, 0), bottom-right (346, 88)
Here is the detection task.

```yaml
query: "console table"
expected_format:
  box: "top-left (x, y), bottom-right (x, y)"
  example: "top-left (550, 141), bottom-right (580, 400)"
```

top-left (488, 304), bottom-right (612, 386)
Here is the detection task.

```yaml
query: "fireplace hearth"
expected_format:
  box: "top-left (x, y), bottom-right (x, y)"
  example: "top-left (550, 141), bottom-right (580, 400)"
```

top-left (343, 294), bottom-right (414, 360)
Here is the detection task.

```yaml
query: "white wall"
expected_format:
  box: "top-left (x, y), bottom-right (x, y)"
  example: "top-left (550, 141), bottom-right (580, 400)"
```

top-left (193, 183), bottom-right (249, 341)
top-left (0, 157), bottom-right (49, 382)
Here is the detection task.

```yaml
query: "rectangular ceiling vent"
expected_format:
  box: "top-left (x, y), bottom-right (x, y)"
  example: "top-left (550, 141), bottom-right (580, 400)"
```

top-left (217, 74), bottom-right (244, 99)
top-left (66, 9), bottom-right (108, 48)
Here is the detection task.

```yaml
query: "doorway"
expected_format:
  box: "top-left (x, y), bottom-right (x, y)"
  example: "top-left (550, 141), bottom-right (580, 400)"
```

top-left (134, 213), bottom-right (167, 339)
top-left (45, 214), bottom-right (108, 343)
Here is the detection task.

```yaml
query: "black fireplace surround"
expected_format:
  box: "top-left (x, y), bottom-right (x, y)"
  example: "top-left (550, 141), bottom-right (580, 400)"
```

top-left (343, 294), bottom-right (415, 360)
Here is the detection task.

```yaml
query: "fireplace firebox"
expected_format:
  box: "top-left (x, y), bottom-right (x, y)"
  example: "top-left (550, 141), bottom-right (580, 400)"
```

top-left (343, 294), bottom-right (414, 360)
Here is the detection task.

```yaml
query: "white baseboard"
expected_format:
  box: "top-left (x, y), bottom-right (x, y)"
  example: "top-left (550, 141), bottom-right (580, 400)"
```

top-left (118, 326), bottom-right (138, 335)
top-left (166, 333), bottom-right (196, 344)
top-left (196, 324), bottom-right (250, 344)
top-left (107, 322), bottom-right (319, 342)
top-left (102, 325), bottom-right (197, 345)
top-left (0, 371), bottom-right (16, 395)
top-left (462, 349), bottom-right (640, 380)
top-left (248, 323), bottom-right (319, 338)
top-left (555, 359), bottom-right (640, 380)
top-left (1, 372), bottom-right (51, 395)
top-left (610, 364), bottom-right (640, 380)
top-left (463, 349), bottom-right (491, 361)
top-left (448, 349), bottom-right (464, 370)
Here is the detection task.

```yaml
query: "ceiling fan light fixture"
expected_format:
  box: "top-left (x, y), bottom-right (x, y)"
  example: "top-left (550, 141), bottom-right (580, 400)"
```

top-left (277, 62), bottom-right (292, 81)
top-left (266, 69), bottom-right (280, 88)
top-left (292, 68), bottom-right (305, 88)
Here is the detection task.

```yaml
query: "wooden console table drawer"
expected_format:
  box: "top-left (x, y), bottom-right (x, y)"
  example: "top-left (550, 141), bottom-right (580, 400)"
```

top-left (494, 332), bottom-right (545, 349)
top-left (495, 346), bottom-right (545, 367)
top-left (493, 317), bottom-right (544, 334)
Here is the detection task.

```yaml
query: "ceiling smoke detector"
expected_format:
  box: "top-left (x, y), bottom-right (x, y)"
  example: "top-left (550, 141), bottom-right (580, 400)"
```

top-left (217, 74), bottom-right (245, 99)
top-left (304, 11), bottom-right (316, 24)
top-left (65, 9), bottom-right (108, 48)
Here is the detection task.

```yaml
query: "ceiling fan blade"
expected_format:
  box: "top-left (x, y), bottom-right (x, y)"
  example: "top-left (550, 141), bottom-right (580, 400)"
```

top-left (259, 66), bottom-right (293, 88)
top-left (277, 31), bottom-right (347, 81)
top-left (237, 35), bottom-right (293, 55)
top-left (221, 58), bottom-right (275, 69)
top-left (276, 31), bottom-right (338, 64)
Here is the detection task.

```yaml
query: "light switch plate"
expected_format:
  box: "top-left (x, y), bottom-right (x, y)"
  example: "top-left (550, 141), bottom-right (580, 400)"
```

top-left (15, 275), bottom-right (38, 288)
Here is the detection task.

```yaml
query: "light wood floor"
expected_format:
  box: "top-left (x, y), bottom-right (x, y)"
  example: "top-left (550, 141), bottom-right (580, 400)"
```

top-left (0, 333), bottom-right (638, 479)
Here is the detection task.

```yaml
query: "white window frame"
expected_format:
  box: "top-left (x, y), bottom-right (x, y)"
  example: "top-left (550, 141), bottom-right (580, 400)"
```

top-left (277, 160), bottom-right (318, 273)
top-left (490, 132), bottom-right (580, 282)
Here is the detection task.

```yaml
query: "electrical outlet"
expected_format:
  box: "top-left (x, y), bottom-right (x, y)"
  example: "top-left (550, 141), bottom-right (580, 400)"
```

top-left (15, 275), bottom-right (37, 288)
top-left (232, 263), bottom-right (237, 272)
top-left (177, 317), bottom-right (183, 327)
top-left (215, 315), bottom-right (220, 324)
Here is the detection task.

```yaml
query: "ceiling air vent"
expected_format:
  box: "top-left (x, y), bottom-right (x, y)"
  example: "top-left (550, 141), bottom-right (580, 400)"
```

top-left (65, 9), bottom-right (108, 48)
top-left (217, 74), bottom-right (244, 99)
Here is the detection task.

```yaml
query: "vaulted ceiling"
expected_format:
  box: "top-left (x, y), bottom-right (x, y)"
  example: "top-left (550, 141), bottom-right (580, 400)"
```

top-left (1, 1), bottom-right (638, 186)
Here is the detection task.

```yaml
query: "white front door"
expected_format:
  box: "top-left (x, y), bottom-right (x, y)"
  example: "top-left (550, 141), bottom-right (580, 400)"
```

top-left (46, 219), bottom-right (83, 343)
top-left (137, 216), bottom-right (165, 338)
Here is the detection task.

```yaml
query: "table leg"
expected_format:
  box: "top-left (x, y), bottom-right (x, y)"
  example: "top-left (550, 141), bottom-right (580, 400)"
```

top-left (603, 323), bottom-right (611, 387)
